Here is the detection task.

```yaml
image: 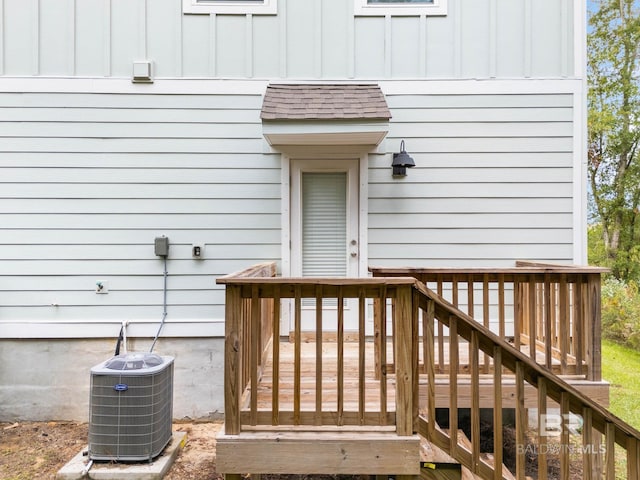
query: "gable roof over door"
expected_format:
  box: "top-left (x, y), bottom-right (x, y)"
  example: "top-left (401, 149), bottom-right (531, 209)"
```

top-left (261, 84), bottom-right (391, 148)
top-left (261, 84), bottom-right (391, 120)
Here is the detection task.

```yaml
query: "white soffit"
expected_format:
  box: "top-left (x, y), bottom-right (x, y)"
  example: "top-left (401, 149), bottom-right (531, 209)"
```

top-left (263, 123), bottom-right (388, 146)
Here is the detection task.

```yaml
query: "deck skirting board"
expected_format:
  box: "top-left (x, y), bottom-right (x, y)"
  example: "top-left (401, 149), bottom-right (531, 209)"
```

top-left (216, 430), bottom-right (421, 475)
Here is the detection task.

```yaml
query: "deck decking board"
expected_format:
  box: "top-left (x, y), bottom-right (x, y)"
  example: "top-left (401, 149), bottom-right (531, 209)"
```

top-left (244, 339), bottom-right (609, 426)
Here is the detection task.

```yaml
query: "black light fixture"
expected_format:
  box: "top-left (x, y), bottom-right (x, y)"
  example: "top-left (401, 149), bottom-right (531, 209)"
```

top-left (392, 140), bottom-right (415, 177)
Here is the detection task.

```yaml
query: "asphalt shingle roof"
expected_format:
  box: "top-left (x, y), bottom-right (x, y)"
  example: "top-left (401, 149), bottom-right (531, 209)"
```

top-left (260, 84), bottom-right (391, 120)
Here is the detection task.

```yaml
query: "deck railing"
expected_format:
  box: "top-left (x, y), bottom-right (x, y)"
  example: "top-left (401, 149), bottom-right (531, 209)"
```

top-left (217, 263), bottom-right (419, 436)
top-left (414, 279), bottom-right (640, 480)
top-left (217, 262), bottom-right (638, 479)
top-left (220, 262), bottom-right (278, 411)
top-left (370, 262), bottom-right (608, 381)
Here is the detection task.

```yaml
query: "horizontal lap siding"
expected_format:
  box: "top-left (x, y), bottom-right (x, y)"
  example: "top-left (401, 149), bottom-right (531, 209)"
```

top-left (0, 92), bottom-right (279, 335)
top-left (369, 93), bottom-right (575, 267)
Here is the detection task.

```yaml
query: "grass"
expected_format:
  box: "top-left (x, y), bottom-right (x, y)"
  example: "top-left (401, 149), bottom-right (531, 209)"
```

top-left (602, 339), bottom-right (640, 479)
top-left (602, 338), bottom-right (640, 431)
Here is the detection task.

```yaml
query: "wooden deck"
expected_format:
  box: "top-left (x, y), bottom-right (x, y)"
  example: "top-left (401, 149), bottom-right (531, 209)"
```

top-left (216, 263), bottom-right (640, 480)
top-left (250, 340), bottom-right (610, 419)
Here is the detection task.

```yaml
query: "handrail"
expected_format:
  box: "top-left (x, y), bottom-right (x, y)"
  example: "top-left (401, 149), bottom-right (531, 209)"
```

top-left (370, 263), bottom-right (607, 380)
top-left (413, 281), bottom-right (639, 479)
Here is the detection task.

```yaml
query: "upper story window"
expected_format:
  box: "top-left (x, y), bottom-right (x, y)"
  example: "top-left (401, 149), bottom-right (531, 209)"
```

top-left (183, 0), bottom-right (277, 15)
top-left (354, 0), bottom-right (447, 16)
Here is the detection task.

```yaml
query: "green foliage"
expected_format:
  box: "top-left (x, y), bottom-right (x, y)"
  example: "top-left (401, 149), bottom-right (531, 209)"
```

top-left (588, 0), bottom-right (640, 281)
top-left (589, 223), bottom-right (640, 281)
top-left (587, 223), bottom-right (608, 266)
top-left (601, 277), bottom-right (640, 349)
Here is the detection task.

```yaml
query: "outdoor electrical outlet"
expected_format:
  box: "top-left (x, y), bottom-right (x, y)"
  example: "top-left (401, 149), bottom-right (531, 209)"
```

top-left (96, 281), bottom-right (109, 294)
top-left (192, 243), bottom-right (204, 259)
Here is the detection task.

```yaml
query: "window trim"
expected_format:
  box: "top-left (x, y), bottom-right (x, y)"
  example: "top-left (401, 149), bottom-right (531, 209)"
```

top-left (353, 0), bottom-right (447, 16)
top-left (182, 0), bottom-right (277, 15)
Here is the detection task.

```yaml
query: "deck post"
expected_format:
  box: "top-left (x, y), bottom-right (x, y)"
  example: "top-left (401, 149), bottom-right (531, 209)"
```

top-left (224, 284), bottom-right (243, 436)
top-left (394, 284), bottom-right (414, 437)
top-left (587, 273), bottom-right (602, 381)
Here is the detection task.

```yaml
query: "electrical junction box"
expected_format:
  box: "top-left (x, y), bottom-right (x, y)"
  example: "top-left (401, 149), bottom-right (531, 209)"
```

top-left (154, 236), bottom-right (169, 257)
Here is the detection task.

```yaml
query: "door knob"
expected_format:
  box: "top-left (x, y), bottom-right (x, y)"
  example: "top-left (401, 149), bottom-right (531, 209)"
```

top-left (350, 240), bottom-right (358, 257)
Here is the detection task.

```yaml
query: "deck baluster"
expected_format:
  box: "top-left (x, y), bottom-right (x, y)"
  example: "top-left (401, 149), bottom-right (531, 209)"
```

top-left (470, 330), bottom-right (480, 473)
top-left (315, 285), bottom-right (323, 426)
top-left (272, 287), bottom-right (280, 426)
top-left (537, 377), bottom-right (548, 480)
top-left (515, 361), bottom-right (526, 480)
top-left (425, 298), bottom-right (436, 442)
top-left (559, 274), bottom-right (569, 374)
top-left (294, 286), bottom-right (301, 426)
top-left (582, 406), bottom-right (594, 480)
top-left (544, 274), bottom-right (552, 369)
top-left (498, 274), bottom-right (505, 339)
top-left (528, 278), bottom-right (537, 361)
top-left (437, 276), bottom-right (445, 374)
top-left (514, 277), bottom-right (522, 351)
top-left (605, 422), bottom-right (615, 478)
top-left (449, 315), bottom-right (459, 458)
top-left (250, 285), bottom-right (260, 426)
top-left (560, 392), bottom-right (570, 480)
top-left (337, 290), bottom-right (345, 427)
top-left (358, 287), bottom-right (366, 426)
top-left (380, 286), bottom-right (388, 425)
top-left (492, 346), bottom-right (503, 480)
top-left (482, 274), bottom-right (490, 373)
top-left (468, 276), bottom-right (474, 375)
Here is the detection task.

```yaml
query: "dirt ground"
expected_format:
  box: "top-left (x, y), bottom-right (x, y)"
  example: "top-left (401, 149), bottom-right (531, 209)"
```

top-left (0, 420), bottom-right (585, 480)
top-left (0, 420), bottom-right (223, 480)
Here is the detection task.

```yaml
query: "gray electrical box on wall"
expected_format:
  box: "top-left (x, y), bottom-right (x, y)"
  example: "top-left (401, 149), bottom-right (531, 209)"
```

top-left (154, 236), bottom-right (169, 257)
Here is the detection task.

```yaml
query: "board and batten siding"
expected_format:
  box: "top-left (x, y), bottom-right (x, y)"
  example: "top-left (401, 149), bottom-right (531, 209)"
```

top-left (369, 92), bottom-right (576, 267)
top-left (0, 91), bottom-right (281, 338)
top-left (0, 0), bottom-right (577, 80)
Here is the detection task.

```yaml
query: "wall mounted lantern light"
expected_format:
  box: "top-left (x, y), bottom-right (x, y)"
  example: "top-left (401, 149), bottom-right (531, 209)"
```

top-left (391, 140), bottom-right (415, 177)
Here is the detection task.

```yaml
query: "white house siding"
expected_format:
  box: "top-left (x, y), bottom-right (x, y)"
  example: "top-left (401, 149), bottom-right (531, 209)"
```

top-left (0, 90), bottom-right (279, 420)
top-left (0, 0), bottom-right (576, 81)
top-left (0, 91), bottom-right (279, 337)
top-left (369, 91), bottom-right (577, 268)
top-left (0, 0), bottom-right (587, 421)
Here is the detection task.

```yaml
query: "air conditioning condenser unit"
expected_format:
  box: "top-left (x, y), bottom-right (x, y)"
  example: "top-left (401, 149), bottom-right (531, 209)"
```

top-left (88, 352), bottom-right (174, 462)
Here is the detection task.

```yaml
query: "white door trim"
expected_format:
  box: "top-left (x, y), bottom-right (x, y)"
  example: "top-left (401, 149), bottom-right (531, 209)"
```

top-left (280, 153), bottom-right (369, 332)
top-left (281, 153), bottom-right (368, 278)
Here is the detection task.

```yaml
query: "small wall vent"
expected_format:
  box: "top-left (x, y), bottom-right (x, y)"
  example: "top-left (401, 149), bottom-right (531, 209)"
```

top-left (88, 352), bottom-right (174, 461)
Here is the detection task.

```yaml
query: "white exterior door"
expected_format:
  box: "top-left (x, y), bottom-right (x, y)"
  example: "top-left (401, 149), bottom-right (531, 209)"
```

top-left (290, 159), bottom-right (360, 332)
